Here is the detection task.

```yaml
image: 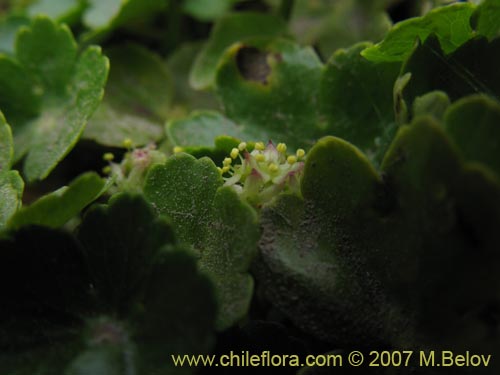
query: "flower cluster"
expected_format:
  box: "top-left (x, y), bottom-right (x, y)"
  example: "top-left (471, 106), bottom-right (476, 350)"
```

top-left (103, 140), bottom-right (166, 193)
top-left (219, 141), bottom-right (306, 206)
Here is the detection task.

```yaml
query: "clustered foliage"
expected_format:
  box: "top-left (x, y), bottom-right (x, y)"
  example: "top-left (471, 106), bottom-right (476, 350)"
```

top-left (0, 0), bottom-right (499, 374)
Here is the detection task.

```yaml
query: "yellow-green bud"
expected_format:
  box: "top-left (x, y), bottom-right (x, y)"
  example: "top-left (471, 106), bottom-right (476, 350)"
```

top-left (296, 149), bottom-right (306, 158)
top-left (103, 153), bottom-right (114, 162)
top-left (268, 163), bottom-right (279, 173)
top-left (230, 148), bottom-right (239, 159)
top-left (255, 154), bottom-right (265, 162)
top-left (238, 142), bottom-right (247, 151)
top-left (287, 155), bottom-right (297, 164)
top-left (277, 143), bottom-right (287, 153)
top-left (254, 142), bottom-right (265, 151)
top-left (123, 138), bottom-right (133, 149)
top-left (173, 146), bottom-right (184, 154)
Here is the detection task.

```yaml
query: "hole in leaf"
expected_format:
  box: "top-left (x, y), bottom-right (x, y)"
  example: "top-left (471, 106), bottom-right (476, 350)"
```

top-left (236, 46), bottom-right (272, 84)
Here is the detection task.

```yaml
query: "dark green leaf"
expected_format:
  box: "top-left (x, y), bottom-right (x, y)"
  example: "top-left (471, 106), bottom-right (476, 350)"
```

top-left (255, 136), bottom-right (389, 344)
top-left (166, 42), bottom-right (220, 115)
top-left (288, 0), bottom-right (391, 58)
top-left (216, 38), bottom-right (324, 150)
top-left (183, 0), bottom-right (238, 21)
top-left (473, 0), bottom-right (500, 40)
top-left (362, 3), bottom-right (475, 62)
top-left (77, 194), bottom-right (176, 315)
top-left (319, 42), bottom-right (400, 165)
top-left (399, 35), bottom-right (500, 117)
top-left (190, 12), bottom-right (287, 90)
top-left (8, 172), bottom-right (106, 229)
top-left (82, 0), bottom-right (168, 42)
top-left (84, 43), bottom-right (172, 147)
top-left (0, 226), bottom-right (92, 352)
top-left (412, 90), bottom-right (450, 120)
top-left (444, 94), bottom-right (500, 179)
top-left (0, 15), bottom-right (30, 55)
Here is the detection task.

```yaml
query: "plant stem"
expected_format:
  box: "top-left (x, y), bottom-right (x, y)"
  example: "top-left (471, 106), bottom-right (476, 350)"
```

top-left (279, 0), bottom-right (295, 21)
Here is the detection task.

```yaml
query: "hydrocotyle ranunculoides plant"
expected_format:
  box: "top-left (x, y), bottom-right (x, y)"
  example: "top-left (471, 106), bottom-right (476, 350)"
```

top-left (218, 141), bottom-right (306, 207)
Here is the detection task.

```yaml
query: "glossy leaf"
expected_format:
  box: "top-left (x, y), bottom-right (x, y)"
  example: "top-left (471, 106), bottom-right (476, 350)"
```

top-left (216, 38), bottom-right (324, 150)
top-left (8, 172), bottom-right (106, 230)
top-left (190, 12), bottom-right (287, 90)
top-left (84, 44), bottom-right (172, 147)
top-left (362, 3), bottom-right (475, 62)
top-left (144, 154), bottom-right (259, 330)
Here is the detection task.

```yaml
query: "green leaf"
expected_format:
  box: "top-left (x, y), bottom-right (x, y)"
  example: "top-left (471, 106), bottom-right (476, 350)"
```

top-left (0, 15), bottom-right (30, 55)
top-left (444, 95), bottom-right (500, 179)
top-left (216, 38), bottom-right (324, 150)
top-left (319, 42), bottom-right (400, 165)
top-left (84, 43), bottom-right (172, 147)
top-left (412, 90), bottom-right (451, 120)
top-left (144, 154), bottom-right (259, 330)
top-left (74, 195), bottom-right (216, 374)
top-left (144, 154), bottom-right (222, 247)
top-left (82, 0), bottom-right (168, 41)
top-left (27, 0), bottom-right (85, 24)
top-left (257, 118), bottom-right (500, 349)
top-left (288, 0), bottom-right (391, 58)
top-left (134, 248), bottom-right (216, 373)
top-left (1, 16), bottom-right (109, 181)
top-left (167, 110), bottom-right (251, 155)
top-left (182, 0), bottom-right (238, 21)
top-left (362, 3), bottom-right (475, 62)
top-left (473, 0), bottom-right (500, 40)
top-left (0, 171), bottom-right (24, 229)
top-left (190, 12), bottom-right (287, 90)
top-left (166, 42), bottom-right (220, 115)
top-left (0, 111), bottom-right (13, 171)
top-left (255, 136), bottom-right (389, 344)
top-left (77, 194), bottom-right (176, 315)
top-left (399, 35), bottom-right (500, 116)
top-left (0, 54), bottom-right (40, 129)
top-left (8, 172), bottom-right (106, 230)
top-left (0, 195), bottom-right (217, 373)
